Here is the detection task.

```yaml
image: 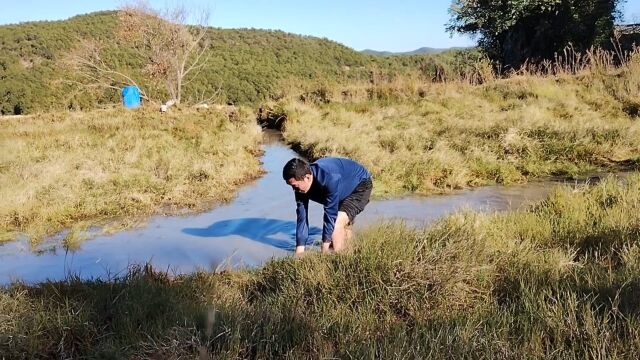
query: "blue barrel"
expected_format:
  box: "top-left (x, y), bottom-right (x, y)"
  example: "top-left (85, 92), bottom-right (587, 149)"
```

top-left (121, 85), bottom-right (141, 109)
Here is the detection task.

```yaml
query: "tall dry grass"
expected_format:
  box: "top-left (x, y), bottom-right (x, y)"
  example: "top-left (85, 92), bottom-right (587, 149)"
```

top-left (0, 106), bottom-right (263, 244)
top-left (280, 49), bottom-right (640, 196)
top-left (2, 174), bottom-right (640, 358)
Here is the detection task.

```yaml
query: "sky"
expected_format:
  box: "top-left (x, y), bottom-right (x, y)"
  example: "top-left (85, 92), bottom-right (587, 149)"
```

top-left (0, 0), bottom-right (639, 53)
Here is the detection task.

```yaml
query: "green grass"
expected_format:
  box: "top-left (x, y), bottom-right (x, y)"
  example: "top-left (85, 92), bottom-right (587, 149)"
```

top-left (280, 52), bottom-right (640, 197)
top-left (2, 174), bottom-right (640, 358)
top-left (0, 106), bottom-right (263, 245)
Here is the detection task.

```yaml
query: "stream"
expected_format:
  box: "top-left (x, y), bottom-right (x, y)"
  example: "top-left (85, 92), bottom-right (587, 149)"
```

top-left (0, 130), bottom-right (595, 284)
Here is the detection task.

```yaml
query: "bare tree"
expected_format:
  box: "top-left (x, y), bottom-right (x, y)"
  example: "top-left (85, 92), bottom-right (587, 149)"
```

top-left (64, 0), bottom-right (211, 105)
top-left (119, 1), bottom-right (211, 104)
top-left (62, 38), bottom-right (149, 100)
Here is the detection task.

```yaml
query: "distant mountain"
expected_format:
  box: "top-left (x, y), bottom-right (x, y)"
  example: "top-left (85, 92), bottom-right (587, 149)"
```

top-left (362, 46), bottom-right (470, 56)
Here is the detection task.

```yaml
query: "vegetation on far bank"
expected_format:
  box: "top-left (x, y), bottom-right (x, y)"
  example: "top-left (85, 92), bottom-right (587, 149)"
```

top-left (280, 49), bottom-right (640, 196)
top-left (2, 174), bottom-right (640, 358)
top-left (0, 106), bottom-right (262, 245)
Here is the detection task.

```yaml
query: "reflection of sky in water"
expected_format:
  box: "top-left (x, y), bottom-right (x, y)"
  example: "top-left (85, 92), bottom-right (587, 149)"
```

top-left (0, 129), bottom-right (601, 285)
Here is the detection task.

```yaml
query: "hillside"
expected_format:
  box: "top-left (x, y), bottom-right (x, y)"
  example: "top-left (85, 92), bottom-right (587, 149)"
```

top-left (0, 11), bottom-right (371, 114)
top-left (0, 11), bottom-right (481, 114)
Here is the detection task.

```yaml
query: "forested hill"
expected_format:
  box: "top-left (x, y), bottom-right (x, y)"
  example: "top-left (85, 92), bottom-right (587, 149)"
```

top-left (0, 11), bottom-right (480, 114)
top-left (0, 11), bottom-right (375, 114)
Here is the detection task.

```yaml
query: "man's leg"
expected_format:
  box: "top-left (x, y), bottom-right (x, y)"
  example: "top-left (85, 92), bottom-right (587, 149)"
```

top-left (331, 211), bottom-right (351, 252)
top-left (329, 178), bottom-right (372, 253)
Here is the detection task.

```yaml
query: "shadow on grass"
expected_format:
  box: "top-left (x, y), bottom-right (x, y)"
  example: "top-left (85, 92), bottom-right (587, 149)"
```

top-left (182, 218), bottom-right (322, 250)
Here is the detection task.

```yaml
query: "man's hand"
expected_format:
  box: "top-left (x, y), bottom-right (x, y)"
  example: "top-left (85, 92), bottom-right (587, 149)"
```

top-left (321, 242), bottom-right (331, 254)
top-left (294, 246), bottom-right (305, 257)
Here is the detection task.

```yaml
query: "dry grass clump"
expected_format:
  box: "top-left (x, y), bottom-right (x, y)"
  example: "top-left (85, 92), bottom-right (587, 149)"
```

top-left (0, 106), bottom-right (263, 244)
top-left (281, 51), bottom-right (640, 197)
top-left (2, 174), bottom-right (640, 358)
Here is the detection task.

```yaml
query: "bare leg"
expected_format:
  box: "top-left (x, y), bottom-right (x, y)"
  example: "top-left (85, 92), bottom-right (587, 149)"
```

top-left (331, 211), bottom-right (350, 252)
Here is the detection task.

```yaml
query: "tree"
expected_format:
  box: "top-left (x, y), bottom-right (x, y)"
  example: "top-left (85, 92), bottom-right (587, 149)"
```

top-left (447, 0), bottom-right (626, 70)
top-left (63, 38), bottom-right (149, 99)
top-left (118, 1), bottom-right (210, 104)
top-left (65, 1), bottom-right (211, 105)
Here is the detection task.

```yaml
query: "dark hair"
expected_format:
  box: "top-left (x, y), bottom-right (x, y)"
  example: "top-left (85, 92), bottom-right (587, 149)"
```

top-left (282, 158), bottom-right (311, 180)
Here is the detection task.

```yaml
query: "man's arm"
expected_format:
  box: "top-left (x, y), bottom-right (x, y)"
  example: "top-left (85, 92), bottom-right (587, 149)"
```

top-left (295, 192), bottom-right (309, 254)
top-left (321, 175), bottom-right (340, 247)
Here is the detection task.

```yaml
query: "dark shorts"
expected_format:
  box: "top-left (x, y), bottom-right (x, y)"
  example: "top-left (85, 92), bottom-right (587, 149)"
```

top-left (339, 178), bottom-right (373, 224)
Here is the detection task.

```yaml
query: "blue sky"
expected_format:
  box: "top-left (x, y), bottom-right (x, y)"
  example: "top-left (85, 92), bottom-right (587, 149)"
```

top-left (0, 0), bottom-right (638, 52)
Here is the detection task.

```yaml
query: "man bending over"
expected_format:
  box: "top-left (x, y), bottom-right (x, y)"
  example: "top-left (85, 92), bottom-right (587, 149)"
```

top-left (282, 157), bottom-right (373, 255)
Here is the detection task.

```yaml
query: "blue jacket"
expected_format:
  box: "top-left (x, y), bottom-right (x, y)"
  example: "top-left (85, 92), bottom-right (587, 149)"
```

top-left (295, 157), bottom-right (371, 246)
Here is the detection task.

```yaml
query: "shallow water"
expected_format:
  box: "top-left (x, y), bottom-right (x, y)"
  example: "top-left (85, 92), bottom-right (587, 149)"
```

top-left (0, 130), bottom-right (600, 284)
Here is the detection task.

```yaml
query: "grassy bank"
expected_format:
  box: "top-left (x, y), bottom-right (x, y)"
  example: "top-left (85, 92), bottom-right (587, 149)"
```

top-left (0, 107), bottom-right (263, 244)
top-left (281, 51), bottom-right (640, 197)
top-left (2, 174), bottom-right (639, 358)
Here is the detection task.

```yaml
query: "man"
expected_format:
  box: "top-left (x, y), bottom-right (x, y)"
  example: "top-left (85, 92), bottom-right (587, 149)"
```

top-left (282, 157), bottom-right (373, 255)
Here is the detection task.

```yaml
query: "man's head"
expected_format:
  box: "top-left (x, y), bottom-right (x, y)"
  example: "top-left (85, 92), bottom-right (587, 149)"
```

top-left (283, 158), bottom-right (313, 193)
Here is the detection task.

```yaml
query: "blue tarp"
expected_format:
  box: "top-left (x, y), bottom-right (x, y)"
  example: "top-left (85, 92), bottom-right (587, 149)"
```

top-left (121, 85), bottom-right (141, 109)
